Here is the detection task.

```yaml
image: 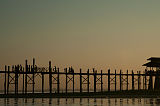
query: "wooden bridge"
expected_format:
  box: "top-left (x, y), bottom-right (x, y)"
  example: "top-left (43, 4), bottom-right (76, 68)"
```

top-left (0, 58), bottom-right (158, 95)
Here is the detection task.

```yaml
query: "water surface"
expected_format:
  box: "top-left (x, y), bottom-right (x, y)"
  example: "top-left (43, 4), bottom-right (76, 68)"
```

top-left (1, 98), bottom-right (160, 106)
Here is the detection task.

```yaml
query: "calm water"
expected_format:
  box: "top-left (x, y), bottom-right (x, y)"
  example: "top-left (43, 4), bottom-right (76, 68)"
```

top-left (1, 98), bottom-right (160, 106)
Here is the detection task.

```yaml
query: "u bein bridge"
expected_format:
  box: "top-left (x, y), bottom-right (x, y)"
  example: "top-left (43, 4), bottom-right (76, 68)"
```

top-left (1, 57), bottom-right (160, 95)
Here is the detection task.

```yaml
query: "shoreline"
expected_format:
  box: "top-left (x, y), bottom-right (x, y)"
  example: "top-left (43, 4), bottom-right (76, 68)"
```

top-left (1, 90), bottom-right (160, 98)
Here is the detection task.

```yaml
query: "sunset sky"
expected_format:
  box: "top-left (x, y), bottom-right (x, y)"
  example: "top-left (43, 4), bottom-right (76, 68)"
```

top-left (1, 0), bottom-right (160, 71)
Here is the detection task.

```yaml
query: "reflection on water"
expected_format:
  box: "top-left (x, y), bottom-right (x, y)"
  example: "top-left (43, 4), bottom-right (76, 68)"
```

top-left (1, 98), bottom-right (160, 106)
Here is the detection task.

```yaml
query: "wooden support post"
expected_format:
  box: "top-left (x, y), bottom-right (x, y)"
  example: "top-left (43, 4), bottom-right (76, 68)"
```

top-left (4, 65), bottom-right (7, 94)
top-left (80, 69), bottom-right (82, 93)
top-left (126, 70), bottom-right (128, 90)
top-left (138, 71), bottom-right (140, 90)
top-left (108, 69), bottom-right (110, 91)
top-left (57, 68), bottom-right (60, 94)
top-left (120, 70), bottom-right (122, 91)
top-left (65, 68), bottom-right (68, 93)
top-left (15, 65), bottom-right (17, 94)
top-left (101, 70), bottom-right (103, 92)
top-left (143, 72), bottom-right (145, 90)
top-left (32, 58), bottom-right (35, 94)
top-left (15, 65), bottom-right (18, 94)
top-left (22, 67), bottom-right (24, 94)
top-left (148, 70), bottom-right (153, 90)
top-left (25, 60), bottom-right (28, 94)
top-left (93, 68), bottom-right (96, 93)
top-left (42, 73), bottom-right (44, 93)
top-left (145, 69), bottom-right (147, 90)
top-left (7, 66), bottom-right (10, 94)
top-left (115, 70), bottom-right (116, 91)
top-left (87, 69), bottom-right (89, 93)
top-left (49, 61), bottom-right (52, 94)
top-left (132, 70), bottom-right (134, 90)
top-left (17, 66), bottom-right (19, 94)
top-left (72, 69), bottom-right (74, 93)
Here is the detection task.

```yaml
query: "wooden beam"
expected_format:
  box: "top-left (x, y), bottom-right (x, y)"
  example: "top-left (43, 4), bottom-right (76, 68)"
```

top-left (49, 61), bottom-right (52, 94)
top-left (108, 69), bottom-right (110, 91)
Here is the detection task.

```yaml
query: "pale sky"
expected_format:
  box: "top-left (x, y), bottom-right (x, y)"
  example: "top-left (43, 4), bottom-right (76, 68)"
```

top-left (1, 0), bottom-right (160, 72)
